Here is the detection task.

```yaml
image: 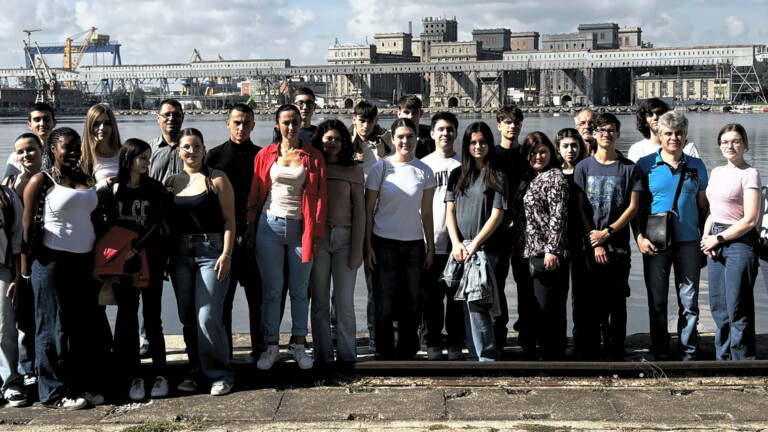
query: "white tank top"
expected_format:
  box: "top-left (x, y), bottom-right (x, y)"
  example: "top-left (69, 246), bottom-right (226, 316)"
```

top-left (264, 163), bottom-right (305, 220)
top-left (42, 172), bottom-right (98, 253)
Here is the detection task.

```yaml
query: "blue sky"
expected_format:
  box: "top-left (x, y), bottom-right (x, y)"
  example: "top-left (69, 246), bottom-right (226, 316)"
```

top-left (0, 0), bottom-right (764, 69)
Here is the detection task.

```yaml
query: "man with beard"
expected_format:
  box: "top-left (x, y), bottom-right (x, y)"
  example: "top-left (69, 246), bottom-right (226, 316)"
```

top-left (574, 108), bottom-right (596, 156)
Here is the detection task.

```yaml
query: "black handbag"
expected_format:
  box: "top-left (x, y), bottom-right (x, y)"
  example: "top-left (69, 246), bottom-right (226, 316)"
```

top-left (645, 168), bottom-right (686, 251)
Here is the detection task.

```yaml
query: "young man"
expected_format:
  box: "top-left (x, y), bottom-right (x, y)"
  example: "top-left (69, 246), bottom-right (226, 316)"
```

top-left (419, 112), bottom-right (463, 360)
top-left (492, 104), bottom-right (526, 356)
top-left (204, 104), bottom-right (264, 362)
top-left (573, 113), bottom-right (643, 360)
top-left (293, 87), bottom-right (317, 135)
top-left (574, 108), bottom-right (596, 156)
top-left (3, 103), bottom-right (57, 179)
top-left (148, 99), bottom-right (185, 182)
top-left (628, 98), bottom-right (700, 162)
top-left (396, 94), bottom-right (433, 159)
top-left (351, 100), bottom-right (393, 176)
top-left (636, 111), bottom-right (708, 361)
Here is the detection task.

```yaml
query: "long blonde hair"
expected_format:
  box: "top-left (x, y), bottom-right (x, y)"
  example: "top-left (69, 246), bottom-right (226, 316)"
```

top-left (81, 104), bottom-right (121, 175)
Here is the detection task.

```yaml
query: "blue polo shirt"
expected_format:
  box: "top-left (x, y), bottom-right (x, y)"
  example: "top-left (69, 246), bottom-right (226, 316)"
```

top-left (636, 150), bottom-right (708, 242)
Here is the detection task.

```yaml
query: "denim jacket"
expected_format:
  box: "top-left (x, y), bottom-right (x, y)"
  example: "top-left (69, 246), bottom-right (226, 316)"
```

top-left (440, 242), bottom-right (501, 317)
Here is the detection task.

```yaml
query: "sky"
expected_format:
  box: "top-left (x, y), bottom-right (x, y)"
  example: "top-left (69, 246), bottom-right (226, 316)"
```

top-left (0, 0), bottom-right (765, 69)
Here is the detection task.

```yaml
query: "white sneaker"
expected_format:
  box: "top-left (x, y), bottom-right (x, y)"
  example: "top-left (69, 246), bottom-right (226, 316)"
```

top-left (150, 376), bottom-right (169, 398)
top-left (51, 396), bottom-right (87, 410)
top-left (256, 345), bottom-right (280, 370)
top-left (427, 347), bottom-right (444, 360)
top-left (447, 346), bottom-right (464, 361)
top-left (291, 343), bottom-right (313, 370)
top-left (210, 380), bottom-right (232, 396)
top-left (128, 378), bottom-right (145, 401)
top-left (82, 391), bottom-right (104, 406)
top-left (4, 390), bottom-right (27, 407)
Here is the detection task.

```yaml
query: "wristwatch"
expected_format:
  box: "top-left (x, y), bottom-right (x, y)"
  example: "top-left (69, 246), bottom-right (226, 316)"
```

top-left (716, 235), bottom-right (726, 245)
top-left (606, 226), bottom-right (616, 236)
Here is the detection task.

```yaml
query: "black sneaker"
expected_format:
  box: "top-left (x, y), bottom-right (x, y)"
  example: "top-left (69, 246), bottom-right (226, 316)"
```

top-left (49, 397), bottom-right (87, 410)
top-left (6, 392), bottom-right (26, 407)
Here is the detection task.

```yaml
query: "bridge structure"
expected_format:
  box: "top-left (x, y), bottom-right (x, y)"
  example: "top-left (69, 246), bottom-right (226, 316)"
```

top-left (0, 44), bottom-right (763, 106)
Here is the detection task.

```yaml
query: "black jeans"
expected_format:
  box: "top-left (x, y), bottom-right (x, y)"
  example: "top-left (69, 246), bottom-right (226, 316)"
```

top-left (223, 235), bottom-right (265, 357)
top-left (421, 254), bottom-right (464, 349)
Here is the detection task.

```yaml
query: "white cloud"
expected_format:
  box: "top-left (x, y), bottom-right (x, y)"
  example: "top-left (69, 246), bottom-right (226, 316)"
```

top-left (725, 16), bottom-right (747, 38)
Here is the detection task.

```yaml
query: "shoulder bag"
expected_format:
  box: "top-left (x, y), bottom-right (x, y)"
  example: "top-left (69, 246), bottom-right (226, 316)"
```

top-left (645, 167), bottom-right (686, 251)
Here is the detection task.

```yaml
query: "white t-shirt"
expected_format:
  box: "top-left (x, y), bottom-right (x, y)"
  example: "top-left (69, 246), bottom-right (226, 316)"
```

top-left (421, 152), bottom-right (461, 255)
top-left (365, 158), bottom-right (436, 242)
top-left (627, 138), bottom-right (700, 162)
top-left (2, 153), bottom-right (22, 180)
top-left (93, 153), bottom-right (120, 183)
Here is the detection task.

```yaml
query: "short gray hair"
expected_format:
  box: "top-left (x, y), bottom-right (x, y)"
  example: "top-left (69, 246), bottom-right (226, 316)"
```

top-left (658, 111), bottom-right (688, 134)
top-left (574, 109), bottom-right (594, 125)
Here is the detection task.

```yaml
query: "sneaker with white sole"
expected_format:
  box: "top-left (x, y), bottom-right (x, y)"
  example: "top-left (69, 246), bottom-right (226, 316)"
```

top-left (291, 343), bottom-right (313, 369)
top-left (447, 346), bottom-right (464, 361)
top-left (50, 396), bottom-right (87, 410)
top-left (150, 376), bottom-right (169, 398)
top-left (427, 347), bottom-right (444, 360)
top-left (210, 380), bottom-right (232, 396)
top-left (23, 374), bottom-right (37, 388)
top-left (82, 391), bottom-right (104, 406)
top-left (176, 378), bottom-right (197, 392)
top-left (5, 390), bottom-right (27, 407)
top-left (256, 345), bottom-right (280, 370)
top-left (128, 378), bottom-right (145, 401)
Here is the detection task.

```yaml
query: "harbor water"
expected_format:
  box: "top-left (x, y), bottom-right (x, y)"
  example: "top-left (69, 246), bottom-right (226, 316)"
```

top-left (2, 111), bottom-right (768, 338)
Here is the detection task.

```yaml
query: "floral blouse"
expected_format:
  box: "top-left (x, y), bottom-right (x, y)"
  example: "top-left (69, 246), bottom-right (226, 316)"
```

top-left (510, 167), bottom-right (569, 258)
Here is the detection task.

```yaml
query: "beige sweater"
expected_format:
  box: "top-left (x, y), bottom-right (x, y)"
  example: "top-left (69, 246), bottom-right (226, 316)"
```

top-left (325, 163), bottom-right (366, 268)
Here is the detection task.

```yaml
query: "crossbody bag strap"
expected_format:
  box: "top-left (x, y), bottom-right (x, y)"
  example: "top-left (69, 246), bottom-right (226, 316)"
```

top-left (670, 166), bottom-right (687, 215)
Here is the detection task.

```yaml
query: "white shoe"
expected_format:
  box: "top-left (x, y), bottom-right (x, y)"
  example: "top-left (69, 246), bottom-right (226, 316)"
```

top-left (210, 380), bottom-right (232, 396)
top-left (291, 343), bottom-right (313, 370)
top-left (447, 346), bottom-right (464, 361)
top-left (51, 396), bottom-right (87, 410)
top-left (151, 376), bottom-right (169, 398)
top-left (256, 345), bottom-right (280, 370)
top-left (128, 378), bottom-right (145, 401)
top-left (427, 347), bottom-right (444, 360)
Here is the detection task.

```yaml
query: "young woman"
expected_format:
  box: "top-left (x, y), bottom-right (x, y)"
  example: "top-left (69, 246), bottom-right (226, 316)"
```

top-left (96, 139), bottom-right (167, 400)
top-left (309, 120), bottom-right (364, 363)
top-left (554, 128), bottom-right (592, 360)
top-left (247, 104), bottom-right (327, 370)
top-left (701, 123), bottom-right (761, 360)
top-left (167, 128), bottom-right (235, 395)
top-left (2, 133), bottom-right (43, 390)
top-left (510, 132), bottom-right (570, 361)
top-left (445, 122), bottom-right (507, 361)
top-left (81, 104), bottom-right (122, 183)
top-left (21, 128), bottom-right (102, 409)
top-left (364, 118), bottom-right (435, 360)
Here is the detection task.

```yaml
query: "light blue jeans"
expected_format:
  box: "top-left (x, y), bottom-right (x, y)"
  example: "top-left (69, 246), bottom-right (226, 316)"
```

top-left (310, 225), bottom-right (358, 362)
top-left (171, 233), bottom-right (234, 384)
top-left (0, 265), bottom-right (23, 396)
top-left (255, 213), bottom-right (313, 344)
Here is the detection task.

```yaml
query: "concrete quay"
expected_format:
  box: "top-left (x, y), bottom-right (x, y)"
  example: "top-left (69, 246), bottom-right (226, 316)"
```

top-left (2, 332), bottom-right (768, 432)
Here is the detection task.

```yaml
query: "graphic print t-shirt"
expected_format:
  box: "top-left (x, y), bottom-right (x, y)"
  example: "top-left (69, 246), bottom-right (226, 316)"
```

top-left (573, 156), bottom-right (643, 254)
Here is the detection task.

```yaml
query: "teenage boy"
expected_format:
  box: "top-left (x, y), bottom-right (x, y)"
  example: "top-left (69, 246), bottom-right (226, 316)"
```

top-left (293, 87), bottom-right (317, 135)
top-left (573, 113), bottom-right (643, 360)
top-left (396, 94), bottom-right (433, 159)
top-left (350, 99), bottom-right (392, 350)
top-left (420, 112), bottom-right (463, 360)
top-left (205, 104), bottom-right (265, 362)
top-left (628, 98), bottom-right (700, 162)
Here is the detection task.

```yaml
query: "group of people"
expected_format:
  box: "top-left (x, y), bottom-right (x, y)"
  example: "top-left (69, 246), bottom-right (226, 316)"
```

top-left (0, 91), bottom-right (761, 410)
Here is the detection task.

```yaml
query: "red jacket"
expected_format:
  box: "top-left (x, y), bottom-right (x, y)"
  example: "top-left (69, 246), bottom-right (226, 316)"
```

top-left (247, 142), bottom-right (327, 262)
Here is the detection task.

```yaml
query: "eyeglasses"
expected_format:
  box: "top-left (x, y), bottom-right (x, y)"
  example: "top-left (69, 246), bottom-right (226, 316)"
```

top-left (595, 128), bottom-right (618, 136)
top-left (159, 112), bottom-right (182, 120)
top-left (720, 139), bottom-right (744, 148)
top-left (294, 100), bottom-right (315, 108)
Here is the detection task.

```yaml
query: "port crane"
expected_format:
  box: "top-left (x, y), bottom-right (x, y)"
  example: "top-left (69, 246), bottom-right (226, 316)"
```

top-left (24, 41), bottom-right (59, 107)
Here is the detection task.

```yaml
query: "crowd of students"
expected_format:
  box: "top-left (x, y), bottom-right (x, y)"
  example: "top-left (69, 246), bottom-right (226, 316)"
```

top-left (0, 91), bottom-right (761, 410)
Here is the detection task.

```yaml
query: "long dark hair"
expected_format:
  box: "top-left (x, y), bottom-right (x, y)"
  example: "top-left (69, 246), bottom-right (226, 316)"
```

top-left (177, 128), bottom-right (212, 189)
top-left (554, 128), bottom-right (587, 166)
top-left (521, 131), bottom-right (558, 178)
top-left (117, 138), bottom-right (151, 186)
top-left (273, 104), bottom-right (301, 143)
top-left (454, 122), bottom-right (503, 195)
top-left (311, 119), bottom-right (355, 166)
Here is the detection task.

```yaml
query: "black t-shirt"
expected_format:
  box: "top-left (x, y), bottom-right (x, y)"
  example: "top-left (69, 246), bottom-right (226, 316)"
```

top-left (445, 168), bottom-right (508, 252)
top-left (204, 139), bottom-right (261, 230)
top-left (102, 178), bottom-right (164, 250)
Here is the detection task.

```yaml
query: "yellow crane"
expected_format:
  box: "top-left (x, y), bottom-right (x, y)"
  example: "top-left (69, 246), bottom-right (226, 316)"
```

top-left (64, 27), bottom-right (97, 70)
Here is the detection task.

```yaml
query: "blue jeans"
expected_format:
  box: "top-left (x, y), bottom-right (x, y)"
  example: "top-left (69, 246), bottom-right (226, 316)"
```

top-left (32, 248), bottom-right (100, 404)
top-left (310, 225), bottom-right (358, 362)
top-left (643, 240), bottom-right (701, 359)
top-left (708, 225), bottom-right (758, 360)
top-left (255, 213), bottom-right (312, 344)
top-left (171, 233), bottom-right (233, 384)
top-left (0, 265), bottom-right (23, 395)
top-left (463, 251), bottom-right (503, 362)
top-left (14, 273), bottom-right (35, 378)
top-left (371, 234), bottom-right (424, 360)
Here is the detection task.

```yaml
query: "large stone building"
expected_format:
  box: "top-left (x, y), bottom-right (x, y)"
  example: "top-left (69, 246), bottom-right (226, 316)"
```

top-left (635, 70), bottom-right (731, 102)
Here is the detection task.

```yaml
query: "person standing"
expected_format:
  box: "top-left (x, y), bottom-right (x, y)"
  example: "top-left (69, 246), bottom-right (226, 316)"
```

top-left (628, 98), bottom-right (700, 162)
top-left (573, 114), bottom-right (642, 360)
top-left (3, 103), bottom-right (57, 180)
top-left (636, 112), bottom-right (708, 361)
top-left (148, 99), bottom-right (185, 182)
top-left (701, 124), bottom-right (761, 361)
top-left (396, 95), bottom-right (433, 159)
top-left (420, 112), bottom-right (463, 360)
top-left (80, 104), bottom-right (122, 183)
top-left (574, 109), bottom-right (596, 156)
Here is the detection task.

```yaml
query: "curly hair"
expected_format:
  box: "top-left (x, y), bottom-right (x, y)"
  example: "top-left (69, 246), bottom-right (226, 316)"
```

top-left (311, 120), bottom-right (355, 166)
